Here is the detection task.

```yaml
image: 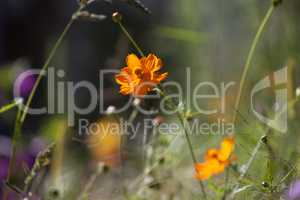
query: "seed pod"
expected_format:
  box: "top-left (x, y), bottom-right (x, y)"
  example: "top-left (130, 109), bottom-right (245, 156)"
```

top-left (261, 135), bottom-right (268, 144)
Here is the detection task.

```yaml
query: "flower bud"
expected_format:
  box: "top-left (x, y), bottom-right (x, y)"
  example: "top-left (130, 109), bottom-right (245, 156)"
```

top-left (112, 12), bottom-right (123, 23)
top-left (15, 97), bottom-right (24, 109)
top-left (105, 106), bottom-right (116, 115)
top-left (133, 98), bottom-right (141, 107)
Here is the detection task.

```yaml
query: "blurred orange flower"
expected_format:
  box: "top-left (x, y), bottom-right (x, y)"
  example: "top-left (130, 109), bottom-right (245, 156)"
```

top-left (115, 53), bottom-right (168, 96)
top-left (88, 116), bottom-right (122, 167)
top-left (194, 137), bottom-right (235, 181)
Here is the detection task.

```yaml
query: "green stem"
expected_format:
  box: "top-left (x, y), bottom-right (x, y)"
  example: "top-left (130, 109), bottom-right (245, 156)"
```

top-left (0, 99), bottom-right (22, 114)
top-left (118, 22), bottom-right (145, 57)
top-left (178, 114), bottom-right (207, 199)
top-left (78, 168), bottom-right (103, 200)
top-left (229, 4), bottom-right (278, 198)
top-left (228, 131), bottom-right (268, 199)
top-left (117, 16), bottom-right (206, 197)
top-left (221, 168), bottom-right (230, 200)
top-left (178, 115), bottom-right (197, 163)
top-left (5, 107), bottom-right (22, 185)
top-left (116, 19), bottom-right (146, 196)
top-left (233, 5), bottom-right (275, 123)
top-left (3, 6), bottom-right (83, 200)
top-left (158, 88), bottom-right (207, 199)
top-left (128, 106), bottom-right (139, 123)
top-left (2, 101), bottom-right (22, 199)
top-left (20, 6), bottom-right (83, 123)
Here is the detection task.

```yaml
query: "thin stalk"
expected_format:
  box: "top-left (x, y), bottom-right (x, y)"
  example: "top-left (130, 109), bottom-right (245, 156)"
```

top-left (0, 99), bottom-right (22, 114)
top-left (20, 6), bottom-right (83, 123)
top-left (121, 104), bottom-right (139, 163)
top-left (3, 6), bottom-right (83, 200)
top-left (178, 114), bottom-right (207, 199)
top-left (233, 5), bottom-right (275, 123)
top-left (128, 106), bottom-right (139, 123)
top-left (23, 143), bottom-right (56, 193)
top-left (178, 115), bottom-right (197, 163)
top-left (116, 19), bottom-right (147, 199)
top-left (118, 21), bottom-right (145, 57)
top-left (228, 129), bottom-right (269, 199)
top-left (115, 16), bottom-right (144, 160)
top-left (229, 3), bottom-right (279, 199)
top-left (157, 87), bottom-right (207, 199)
top-left (222, 168), bottom-right (230, 200)
top-left (239, 132), bottom-right (269, 180)
top-left (116, 16), bottom-right (206, 197)
top-left (6, 108), bottom-right (22, 183)
top-left (77, 163), bottom-right (107, 200)
top-left (3, 108), bottom-right (22, 200)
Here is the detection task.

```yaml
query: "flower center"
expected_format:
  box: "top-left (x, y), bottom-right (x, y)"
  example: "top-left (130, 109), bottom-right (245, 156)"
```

top-left (135, 69), bottom-right (143, 77)
top-left (135, 68), bottom-right (150, 80)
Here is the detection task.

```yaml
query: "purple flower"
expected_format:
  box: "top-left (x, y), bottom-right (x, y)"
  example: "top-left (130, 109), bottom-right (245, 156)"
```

top-left (29, 137), bottom-right (46, 155)
top-left (0, 157), bottom-right (9, 180)
top-left (0, 89), bottom-right (6, 105)
top-left (14, 70), bottom-right (37, 98)
top-left (0, 136), bottom-right (46, 200)
top-left (16, 151), bottom-right (35, 170)
top-left (0, 136), bottom-right (46, 180)
top-left (0, 136), bottom-right (11, 157)
top-left (286, 180), bottom-right (300, 200)
top-left (0, 136), bottom-right (11, 181)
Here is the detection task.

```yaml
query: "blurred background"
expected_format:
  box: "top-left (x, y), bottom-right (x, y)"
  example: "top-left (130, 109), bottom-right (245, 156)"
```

top-left (0, 0), bottom-right (300, 199)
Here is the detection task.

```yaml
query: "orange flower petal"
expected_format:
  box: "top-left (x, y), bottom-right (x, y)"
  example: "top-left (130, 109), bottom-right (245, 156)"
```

top-left (126, 54), bottom-right (141, 69)
top-left (218, 137), bottom-right (235, 162)
top-left (194, 162), bottom-right (213, 181)
top-left (205, 149), bottom-right (218, 161)
top-left (194, 159), bottom-right (222, 181)
top-left (194, 137), bottom-right (236, 181)
top-left (153, 72), bottom-right (168, 83)
top-left (115, 74), bottom-right (129, 85)
top-left (143, 54), bottom-right (162, 72)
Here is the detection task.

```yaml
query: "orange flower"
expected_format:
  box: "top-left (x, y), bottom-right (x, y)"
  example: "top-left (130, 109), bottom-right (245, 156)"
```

top-left (194, 137), bottom-right (235, 181)
top-left (88, 116), bottom-right (122, 167)
top-left (115, 54), bottom-right (168, 96)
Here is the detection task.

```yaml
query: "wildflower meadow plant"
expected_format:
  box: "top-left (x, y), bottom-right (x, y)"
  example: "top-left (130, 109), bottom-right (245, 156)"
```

top-left (115, 53), bottom-right (168, 96)
top-left (194, 137), bottom-right (235, 181)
